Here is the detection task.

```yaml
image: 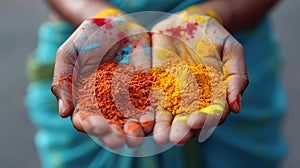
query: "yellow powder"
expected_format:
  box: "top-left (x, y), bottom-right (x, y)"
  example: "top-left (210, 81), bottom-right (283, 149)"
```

top-left (155, 48), bottom-right (177, 61)
top-left (196, 39), bottom-right (217, 57)
top-left (151, 58), bottom-right (226, 116)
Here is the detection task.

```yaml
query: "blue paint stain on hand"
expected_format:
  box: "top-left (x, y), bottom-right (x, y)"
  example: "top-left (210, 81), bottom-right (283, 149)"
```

top-left (114, 18), bottom-right (126, 23)
top-left (81, 35), bottom-right (87, 39)
top-left (119, 45), bottom-right (133, 65)
top-left (115, 51), bottom-right (121, 61)
top-left (77, 43), bottom-right (101, 51)
top-left (142, 44), bottom-right (150, 56)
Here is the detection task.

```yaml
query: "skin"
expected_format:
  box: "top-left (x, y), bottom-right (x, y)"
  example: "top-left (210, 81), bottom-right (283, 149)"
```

top-left (49, 0), bottom-right (280, 147)
top-left (52, 17), bottom-right (152, 148)
top-left (151, 15), bottom-right (246, 144)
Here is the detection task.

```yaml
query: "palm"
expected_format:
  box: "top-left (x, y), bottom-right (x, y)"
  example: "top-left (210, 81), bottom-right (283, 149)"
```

top-left (151, 14), bottom-right (247, 144)
top-left (52, 17), bottom-right (152, 149)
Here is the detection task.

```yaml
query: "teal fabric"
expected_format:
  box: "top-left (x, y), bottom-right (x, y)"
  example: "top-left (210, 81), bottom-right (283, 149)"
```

top-left (25, 0), bottom-right (287, 167)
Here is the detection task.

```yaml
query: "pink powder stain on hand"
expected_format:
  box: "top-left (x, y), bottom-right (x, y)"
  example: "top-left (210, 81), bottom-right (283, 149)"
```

top-left (92, 18), bottom-right (106, 27)
top-left (186, 22), bottom-right (198, 38)
top-left (118, 32), bottom-right (126, 39)
top-left (166, 26), bottom-right (185, 38)
top-left (165, 22), bottom-right (198, 38)
top-left (92, 18), bottom-right (113, 29)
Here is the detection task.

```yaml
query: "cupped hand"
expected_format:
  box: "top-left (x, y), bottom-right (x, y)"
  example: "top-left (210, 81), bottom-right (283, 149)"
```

top-left (51, 17), bottom-right (153, 149)
top-left (151, 14), bottom-right (249, 145)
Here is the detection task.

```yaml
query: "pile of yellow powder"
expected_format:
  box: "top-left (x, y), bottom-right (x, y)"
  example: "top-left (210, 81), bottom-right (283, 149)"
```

top-left (151, 58), bottom-right (226, 116)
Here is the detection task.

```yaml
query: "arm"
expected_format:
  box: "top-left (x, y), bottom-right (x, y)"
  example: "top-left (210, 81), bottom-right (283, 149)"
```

top-left (45, 0), bottom-right (120, 26)
top-left (185, 0), bottom-right (281, 32)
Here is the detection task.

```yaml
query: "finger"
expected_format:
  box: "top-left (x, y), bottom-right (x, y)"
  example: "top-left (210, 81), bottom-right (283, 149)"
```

top-left (194, 105), bottom-right (224, 142)
top-left (124, 119), bottom-right (144, 148)
top-left (82, 115), bottom-right (111, 136)
top-left (169, 115), bottom-right (194, 145)
top-left (153, 110), bottom-right (173, 145)
top-left (139, 107), bottom-right (155, 135)
top-left (51, 40), bottom-right (77, 118)
top-left (187, 112), bottom-right (207, 129)
top-left (71, 106), bottom-right (110, 136)
top-left (218, 101), bottom-right (230, 125)
top-left (222, 36), bottom-right (249, 113)
top-left (99, 124), bottom-right (126, 149)
top-left (71, 108), bottom-right (85, 133)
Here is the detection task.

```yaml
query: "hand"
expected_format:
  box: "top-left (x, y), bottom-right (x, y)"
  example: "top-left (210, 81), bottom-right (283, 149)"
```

top-left (151, 14), bottom-right (249, 145)
top-left (51, 16), bottom-right (152, 149)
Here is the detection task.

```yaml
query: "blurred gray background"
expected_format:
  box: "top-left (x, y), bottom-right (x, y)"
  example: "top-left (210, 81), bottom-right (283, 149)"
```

top-left (0, 0), bottom-right (299, 167)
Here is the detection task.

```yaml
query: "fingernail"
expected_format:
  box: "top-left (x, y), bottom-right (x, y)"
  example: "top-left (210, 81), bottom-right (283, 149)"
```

top-left (125, 119), bottom-right (141, 133)
top-left (230, 94), bottom-right (241, 113)
top-left (232, 102), bottom-right (239, 113)
top-left (59, 99), bottom-right (65, 115)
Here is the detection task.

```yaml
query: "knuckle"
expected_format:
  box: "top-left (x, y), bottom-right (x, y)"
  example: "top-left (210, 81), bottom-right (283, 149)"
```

top-left (243, 74), bottom-right (250, 87)
top-left (50, 84), bottom-right (59, 97)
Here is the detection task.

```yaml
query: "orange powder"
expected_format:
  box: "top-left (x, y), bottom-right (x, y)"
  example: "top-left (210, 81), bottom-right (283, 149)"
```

top-left (75, 60), bottom-right (152, 127)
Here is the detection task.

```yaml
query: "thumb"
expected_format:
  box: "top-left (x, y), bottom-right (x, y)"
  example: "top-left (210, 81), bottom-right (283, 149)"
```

top-left (222, 36), bottom-right (249, 113)
top-left (51, 43), bottom-right (77, 118)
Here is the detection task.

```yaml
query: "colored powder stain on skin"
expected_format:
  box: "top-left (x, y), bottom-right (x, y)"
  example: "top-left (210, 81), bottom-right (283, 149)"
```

top-left (92, 18), bottom-right (113, 29)
top-left (183, 16), bottom-right (190, 21)
top-left (173, 115), bottom-right (188, 123)
top-left (194, 15), bottom-right (206, 23)
top-left (114, 18), bottom-right (125, 23)
top-left (155, 48), bottom-right (178, 61)
top-left (92, 18), bottom-right (106, 27)
top-left (115, 52), bottom-right (121, 61)
top-left (105, 20), bottom-right (113, 29)
top-left (166, 22), bottom-right (198, 38)
top-left (148, 32), bottom-right (154, 36)
top-left (119, 45), bottom-right (133, 65)
top-left (81, 35), bottom-right (87, 39)
top-left (216, 36), bottom-right (225, 41)
top-left (186, 22), bottom-right (197, 37)
top-left (126, 122), bottom-right (141, 132)
top-left (230, 94), bottom-right (241, 111)
top-left (142, 44), bottom-right (150, 56)
top-left (166, 26), bottom-right (185, 37)
top-left (77, 43), bottom-right (101, 51)
top-left (196, 39), bottom-right (217, 57)
top-left (118, 32), bottom-right (126, 39)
